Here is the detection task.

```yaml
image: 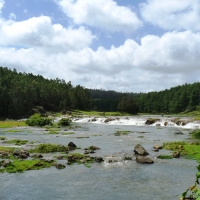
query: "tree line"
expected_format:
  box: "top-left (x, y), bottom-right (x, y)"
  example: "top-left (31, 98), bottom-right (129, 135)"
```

top-left (136, 83), bottom-right (200, 114)
top-left (0, 66), bottom-right (200, 118)
top-left (0, 67), bottom-right (90, 118)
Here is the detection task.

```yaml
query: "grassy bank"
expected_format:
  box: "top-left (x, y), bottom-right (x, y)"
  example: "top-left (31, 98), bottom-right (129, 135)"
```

top-left (163, 141), bottom-right (200, 161)
top-left (0, 121), bottom-right (27, 128)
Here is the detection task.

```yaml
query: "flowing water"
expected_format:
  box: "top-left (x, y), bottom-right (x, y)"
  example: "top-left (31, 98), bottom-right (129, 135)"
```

top-left (0, 116), bottom-right (199, 200)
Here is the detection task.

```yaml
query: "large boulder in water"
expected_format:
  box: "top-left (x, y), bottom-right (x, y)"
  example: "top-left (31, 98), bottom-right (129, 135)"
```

top-left (134, 144), bottom-right (149, 156)
top-left (68, 142), bottom-right (77, 148)
top-left (136, 156), bottom-right (154, 164)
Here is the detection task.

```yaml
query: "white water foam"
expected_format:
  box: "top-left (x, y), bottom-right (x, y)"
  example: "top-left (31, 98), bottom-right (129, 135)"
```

top-left (71, 116), bottom-right (200, 129)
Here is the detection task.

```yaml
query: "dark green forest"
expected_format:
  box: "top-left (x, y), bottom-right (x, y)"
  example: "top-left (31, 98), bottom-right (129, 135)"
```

top-left (0, 66), bottom-right (200, 119)
top-left (0, 67), bottom-right (91, 118)
top-left (136, 83), bottom-right (200, 113)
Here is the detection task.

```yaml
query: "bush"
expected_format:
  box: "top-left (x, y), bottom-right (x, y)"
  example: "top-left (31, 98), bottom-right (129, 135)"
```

top-left (25, 114), bottom-right (53, 126)
top-left (191, 129), bottom-right (200, 139)
top-left (58, 118), bottom-right (71, 126)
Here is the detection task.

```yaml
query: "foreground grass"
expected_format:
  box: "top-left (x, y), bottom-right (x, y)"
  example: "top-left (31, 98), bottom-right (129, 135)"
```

top-left (163, 141), bottom-right (200, 161)
top-left (0, 121), bottom-right (27, 128)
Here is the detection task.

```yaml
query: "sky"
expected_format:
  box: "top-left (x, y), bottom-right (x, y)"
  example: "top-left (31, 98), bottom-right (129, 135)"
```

top-left (0, 0), bottom-right (200, 93)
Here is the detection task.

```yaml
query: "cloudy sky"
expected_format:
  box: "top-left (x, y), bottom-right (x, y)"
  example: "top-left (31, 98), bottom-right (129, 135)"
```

top-left (0, 0), bottom-right (200, 92)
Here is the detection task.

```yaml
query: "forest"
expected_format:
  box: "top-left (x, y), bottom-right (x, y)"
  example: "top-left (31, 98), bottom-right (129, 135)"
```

top-left (0, 66), bottom-right (200, 119)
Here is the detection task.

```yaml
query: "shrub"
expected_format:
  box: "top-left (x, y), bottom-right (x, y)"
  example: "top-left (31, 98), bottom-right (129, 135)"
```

top-left (58, 118), bottom-right (71, 126)
top-left (25, 114), bottom-right (53, 126)
top-left (190, 130), bottom-right (200, 139)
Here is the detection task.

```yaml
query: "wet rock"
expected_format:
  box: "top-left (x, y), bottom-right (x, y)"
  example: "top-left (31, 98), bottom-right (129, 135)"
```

top-left (54, 163), bottom-right (66, 169)
top-left (153, 145), bottom-right (163, 151)
top-left (173, 152), bottom-right (180, 158)
top-left (134, 144), bottom-right (149, 156)
top-left (95, 157), bottom-right (104, 163)
top-left (136, 156), bottom-right (154, 164)
top-left (145, 118), bottom-right (160, 125)
top-left (56, 155), bottom-right (64, 160)
top-left (13, 149), bottom-right (29, 159)
top-left (68, 142), bottom-right (77, 148)
top-left (0, 151), bottom-right (9, 158)
top-left (1, 159), bottom-right (11, 167)
top-left (84, 151), bottom-right (90, 154)
top-left (164, 122), bottom-right (168, 126)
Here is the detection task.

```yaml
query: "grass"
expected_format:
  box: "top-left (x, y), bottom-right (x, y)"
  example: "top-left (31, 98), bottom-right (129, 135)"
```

top-left (163, 141), bottom-right (200, 161)
top-left (72, 110), bottom-right (131, 117)
top-left (62, 132), bottom-right (75, 135)
top-left (5, 139), bottom-right (29, 146)
top-left (0, 146), bottom-right (16, 153)
top-left (29, 143), bottom-right (69, 153)
top-left (0, 136), bottom-right (6, 140)
top-left (114, 130), bottom-right (131, 136)
top-left (4, 159), bottom-right (55, 173)
top-left (0, 121), bottom-right (27, 128)
top-left (190, 129), bottom-right (200, 139)
top-left (3, 130), bottom-right (23, 133)
top-left (157, 155), bottom-right (173, 159)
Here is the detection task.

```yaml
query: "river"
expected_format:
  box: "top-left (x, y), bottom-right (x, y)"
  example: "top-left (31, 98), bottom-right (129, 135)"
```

top-left (0, 116), bottom-right (199, 200)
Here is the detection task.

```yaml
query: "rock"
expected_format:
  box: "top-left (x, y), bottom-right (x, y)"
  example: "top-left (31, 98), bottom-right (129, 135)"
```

top-left (95, 157), bottom-right (104, 163)
top-left (134, 144), bottom-right (149, 156)
top-left (84, 151), bottom-right (89, 154)
top-left (136, 156), bottom-right (154, 164)
top-left (56, 155), bottom-right (64, 160)
top-left (164, 122), bottom-right (168, 126)
top-left (153, 145), bottom-right (163, 150)
top-left (54, 163), bottom-right (66, 169)
top-left (1, 159), bottom-right (11, 167)
top-left (89, 150), bottom-right (96, 154)
top-left (145, 118), bottom-right (160, 125)
top-left (68, 142), bottom-right (77, 148)
top-left (13, 149), bottom-right (29, 159)
top-left (31, 154), bottom-right (43, 159)
top-left (173, 152), bottom-right (180, 158)
top-left (67, 155), bottom-right (73, 162)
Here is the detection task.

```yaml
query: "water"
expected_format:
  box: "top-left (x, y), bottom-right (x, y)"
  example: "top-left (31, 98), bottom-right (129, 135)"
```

top-left (0, 117), bottom-right (199, 200)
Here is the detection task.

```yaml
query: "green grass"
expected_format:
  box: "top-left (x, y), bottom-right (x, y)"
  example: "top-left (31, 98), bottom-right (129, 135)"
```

top-left (163, 141), bottom-right (200, 161)
top-left (0, 136), bottom-right (6, 140)
top-left (3, 130), bottom-right (23, 133)
top-left (29, 143), bottom-right (69, 153)
top-left (4, 159), bottom-right (55, 173)
top-left (157, 155), bottom-right (173, 159)
top-left (0, 121), bottom-right (27, 128)
top-left (190, 129), bottom-right (200, 139)
top-left (114, 130), bottom-right (130, 136)
top-left (0, 146), bottom-right (16, 153)
top-left (73, 110), bottom-right (131, 117)
top-left (5, 139), bottom-right (29, 146)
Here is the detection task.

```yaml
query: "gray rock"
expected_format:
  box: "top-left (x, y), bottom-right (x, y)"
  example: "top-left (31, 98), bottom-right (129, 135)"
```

top-left (134, 144), bottom-right (149, 156)
top-left (136, 156), bottom-right (154, 164)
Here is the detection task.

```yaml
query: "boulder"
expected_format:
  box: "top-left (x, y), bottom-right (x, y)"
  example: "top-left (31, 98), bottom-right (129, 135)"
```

top-left (136, 156), bottom-right (154, 164)
top-left (134, 144), bottom-right (149, 156)
top-left (31, 154), bottom-right (43, 159)
top-left (68, 142), bottom-right (77, 148)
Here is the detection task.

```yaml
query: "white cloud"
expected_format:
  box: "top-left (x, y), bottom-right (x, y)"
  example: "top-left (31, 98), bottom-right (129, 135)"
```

top-left (9, 13), bottom-right (16, 20)
top-left (56, 0), bottom-right (142, 33)
top-left (140, 0), bottom-right (200, 31)
top-left (0, 0), bottom-right (4, 12)
top-left (1, 30), bottom-right (200, 92)
top-left (0, 16), bottom-right (95, 53)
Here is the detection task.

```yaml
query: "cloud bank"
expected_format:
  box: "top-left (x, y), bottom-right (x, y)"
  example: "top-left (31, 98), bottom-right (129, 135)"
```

top-left (0, 0), bottom-right (199, 92)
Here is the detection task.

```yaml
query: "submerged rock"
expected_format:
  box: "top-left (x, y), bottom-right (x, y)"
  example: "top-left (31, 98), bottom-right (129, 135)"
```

top-left (54, 163), bottom-right (66, 169)
top-left (134, 144), bottom-right (149, 156)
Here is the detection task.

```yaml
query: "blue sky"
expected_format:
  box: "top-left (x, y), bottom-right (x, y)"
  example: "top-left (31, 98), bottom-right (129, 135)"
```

top-left (0, 0), bottom-right (199, 92)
